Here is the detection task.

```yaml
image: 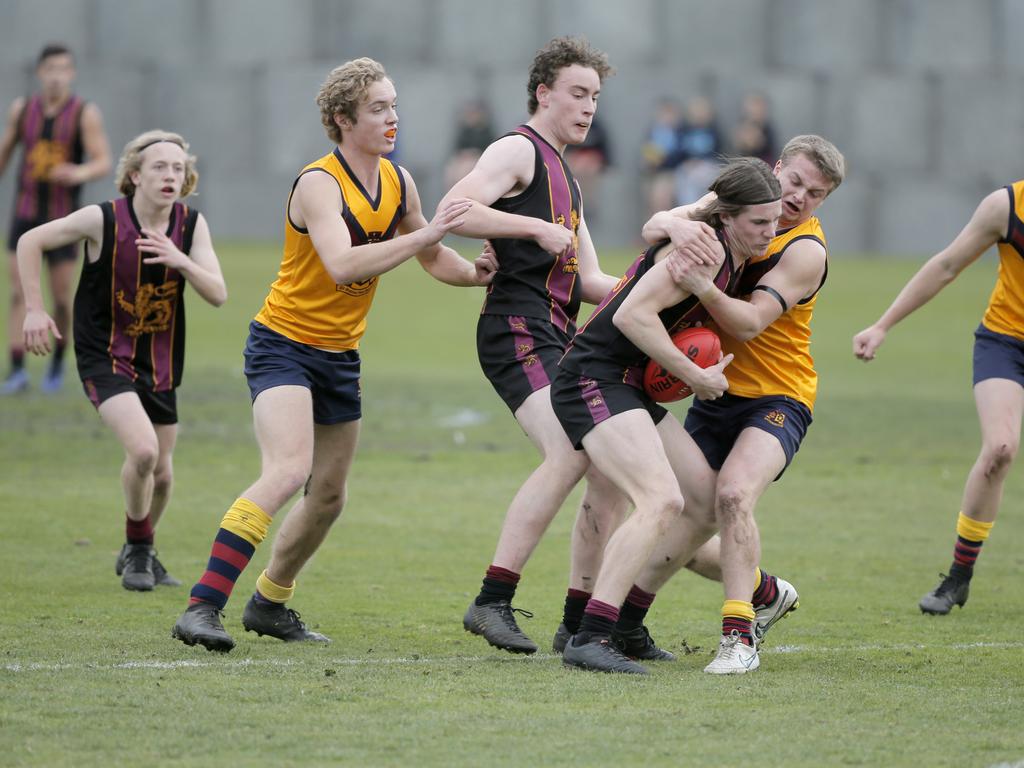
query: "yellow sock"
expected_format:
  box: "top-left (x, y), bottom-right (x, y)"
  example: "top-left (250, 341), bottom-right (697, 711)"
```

top-left (220, 498), bottom-right (273, 547)
top-left (722, 599), bottom-right (756, 622)
top-left (753, 568), bottom-right (763, 592)
top-left (256, 569), bottom-right (295, 604)
top-left (956, 511), bottom-right (993, 543)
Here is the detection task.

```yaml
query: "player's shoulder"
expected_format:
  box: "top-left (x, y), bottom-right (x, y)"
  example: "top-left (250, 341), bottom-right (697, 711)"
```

top-left (970, 185), bottom-right (1011, 234)
top-left (482, 132), bottom-right (536, 162)
top-left (6, 95), bottom-right (27, 122)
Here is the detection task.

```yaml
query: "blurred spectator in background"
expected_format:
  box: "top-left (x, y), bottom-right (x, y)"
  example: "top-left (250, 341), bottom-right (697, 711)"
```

top-left (641, 97), bottom-right (685, 219)
top-left (674, 95), bottom-right (722, 205)
top-left (443, 99), bottom-right (494, 188)
top-left (565, 114), bottom-right (612, 227)
top-left (730, 91), bottom-right (776, 164)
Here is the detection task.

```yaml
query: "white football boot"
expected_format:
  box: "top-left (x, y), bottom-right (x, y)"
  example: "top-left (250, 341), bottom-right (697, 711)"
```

top-left (753, 576), bottom-right (799, 648)
top-left (703, 630), bottom-right (760, 675)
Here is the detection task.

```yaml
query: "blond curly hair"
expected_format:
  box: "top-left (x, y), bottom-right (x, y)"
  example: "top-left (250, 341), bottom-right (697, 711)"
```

top-left (115, 130), bottom-right (198, 197)
top-left (317, 58), bottom-right (389, 144)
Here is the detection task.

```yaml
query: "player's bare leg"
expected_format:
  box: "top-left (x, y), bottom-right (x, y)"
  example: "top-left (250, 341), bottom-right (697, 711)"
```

top-left (705, 428), bottom-right (784, 674)
top-left (144, 423), bottom-right (181, 586)
top-left (564, 411), bottom-right (702, 674)
top-left (3, 252), bottom-right (29, 394)
top-left (42, 257), bottom-right (76, 392)
top-left (465, 387), bottom-right (590, 655)
top-left (174, 386), bottom-right (315, 651)
top-left (99, 392), bottom-right (161, 590)
top-left (921, 378), bottom-right (1023, 614)
top-left (241, 419), bottom-right (360, 643)
top-left (553, 467), bottom-right (630, 652)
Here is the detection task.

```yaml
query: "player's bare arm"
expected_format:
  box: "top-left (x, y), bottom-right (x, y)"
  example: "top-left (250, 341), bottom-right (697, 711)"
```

top-left (853, 189), bottom-right (1008, 361)
top-left (574, 216), bottom-right (617, 303)
top-left (0, 97), bottom-right (26, 179)
top-left (137, 213), bottom-right (227, 306)
top-left (19, 205), bottom-right (103, 353)
top-left (49, 103), bottom-right (112, 186)
top-left (641, 192), bottom-right (720, 266)
top-left (293, 170), bottom-right (470, 285)
top-left (613, 256), bottom-right (732, 401)
top-left (399, 170), bottom-right (496, 287)
top-left (671, 237), bottom-right (826, 341)
top-left (441, 135), bottom-right (572, 256)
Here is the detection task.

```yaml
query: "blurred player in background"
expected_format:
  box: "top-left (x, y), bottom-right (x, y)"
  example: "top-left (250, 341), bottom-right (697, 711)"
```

top-left (19, 130), bottom-right (225, 591)
top-left (1, 43), bottom-right (111, 394)
top-left (172, 57), bottom-right (495, 653)
top-left (854, 182), bottom-right (1024, 616)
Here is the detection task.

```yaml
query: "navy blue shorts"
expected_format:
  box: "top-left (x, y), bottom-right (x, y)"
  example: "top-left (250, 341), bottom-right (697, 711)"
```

top-left (684, 393), bottom-right (812, 479)
top-left (243, 321), bottom-right (361, 425)
top-left (550, 367), bottom-right (668, 449)
top-left (8, 217), bottom-right (77, 263)
top-left (477, 314), bottom-right (572, 414)
top-left (973, 324), bottom-right (1024, 387)
top-left (82, 372), bottom-right (178, 425)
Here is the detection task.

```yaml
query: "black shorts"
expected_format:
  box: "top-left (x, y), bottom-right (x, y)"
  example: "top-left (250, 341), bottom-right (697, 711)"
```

top-left (973, 324), bottom-right (1024, 387)
top-left (82, 371), bottom-right (178, 425)
top-left (243, 321), bottom-right (361, 425)
top-left (8, 217), bottom-right (77, 263)
top-left (477, 314), bottom-right (572, 414)
top-left (684, 393), bottom-right (812, 480)
top-left (550, 367), bottom-right (669, 449)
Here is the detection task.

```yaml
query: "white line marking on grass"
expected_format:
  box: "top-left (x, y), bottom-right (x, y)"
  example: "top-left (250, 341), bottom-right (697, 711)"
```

top-left (4, 642), bottom-right (1022, 673)
top-left (770, 641), bottom-right (1024, 654)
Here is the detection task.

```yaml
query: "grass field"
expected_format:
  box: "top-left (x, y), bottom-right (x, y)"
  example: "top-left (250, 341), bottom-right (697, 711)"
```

top-left (1, 242), bottom-right (1023, 768)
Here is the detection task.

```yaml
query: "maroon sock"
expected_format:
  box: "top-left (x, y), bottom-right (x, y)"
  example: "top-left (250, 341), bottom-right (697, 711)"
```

top-left (126, 514), bottom-right (154, 546)
top-left (476, 565), bottom-right (520, 605)
top-left (751, 569), bottom-right (778, 607)
top-left (618, 584), bottom-right (656, 630)
top-left (577, 598), bottom-right (620, 640)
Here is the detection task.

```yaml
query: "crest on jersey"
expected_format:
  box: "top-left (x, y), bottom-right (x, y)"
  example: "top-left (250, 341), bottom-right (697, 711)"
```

top-left (116, 281), bottom-right (179, 337)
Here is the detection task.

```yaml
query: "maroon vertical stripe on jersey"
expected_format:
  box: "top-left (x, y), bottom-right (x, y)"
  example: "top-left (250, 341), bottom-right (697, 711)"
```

top-left (149, 208), bottom-right (184, 390)
top-left (48, 96), bottom-right (82, 218)
top-left (529, 135), bottom-right (578, 333)
top-left (109, 202), bottom-right (140, 380)
top-left (15, 98), bottom-right (44, 219)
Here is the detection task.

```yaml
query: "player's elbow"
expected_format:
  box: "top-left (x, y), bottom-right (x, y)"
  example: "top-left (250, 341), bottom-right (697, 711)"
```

top-left (210, 286), bottom-right (228, 307)
top-left (612, 305), bottom-right (638, 336)
top-left (324, 260), bottom-right (359, 286)
top-left (728, 324), bottom-right (761, 342)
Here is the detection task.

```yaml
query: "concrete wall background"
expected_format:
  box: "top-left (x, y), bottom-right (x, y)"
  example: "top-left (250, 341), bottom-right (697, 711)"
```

top-left (2, 0), bottom-right (1022, 256)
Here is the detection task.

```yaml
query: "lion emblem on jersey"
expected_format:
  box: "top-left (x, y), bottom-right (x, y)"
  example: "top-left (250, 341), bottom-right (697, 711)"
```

top-left (27, 140), bottom-right (68, 181)
top-left (116, 281), bottom-right (179, 337)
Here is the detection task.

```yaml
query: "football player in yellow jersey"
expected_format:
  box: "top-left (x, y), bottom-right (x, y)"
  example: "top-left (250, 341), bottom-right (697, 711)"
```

top-left (588, 135), bottom-right (844, 674)
top-left (172, 58), bottom-right (496, 652)
top-left (854, 183), bottom-right (1024, 616)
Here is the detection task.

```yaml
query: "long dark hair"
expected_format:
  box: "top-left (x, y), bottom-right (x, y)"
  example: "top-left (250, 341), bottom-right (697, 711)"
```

top-left (691, 157), bottom-right (781, 228)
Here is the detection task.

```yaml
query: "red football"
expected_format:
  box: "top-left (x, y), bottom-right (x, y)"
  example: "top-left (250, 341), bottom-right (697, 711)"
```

top-left (643, 327), bottom-right (722, 403)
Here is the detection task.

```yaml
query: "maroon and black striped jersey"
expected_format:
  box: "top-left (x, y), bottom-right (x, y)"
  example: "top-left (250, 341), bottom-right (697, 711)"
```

top-left (13, 93), bottom-right (85, 222)
top-left (73, 197), bottom-right (199, 391)
top-left (480, 125), bottom-right (583, 334)
top-left (559, 234), bottom-right (741, 386)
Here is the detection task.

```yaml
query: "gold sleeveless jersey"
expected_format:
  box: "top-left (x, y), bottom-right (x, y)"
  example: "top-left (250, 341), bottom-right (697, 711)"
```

top-left (717, 217), bottom-right (827, 411)
top-left (255, 148), bottom-right (407, 351)
top-left (981, 181), bottom-right (1024, 340)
